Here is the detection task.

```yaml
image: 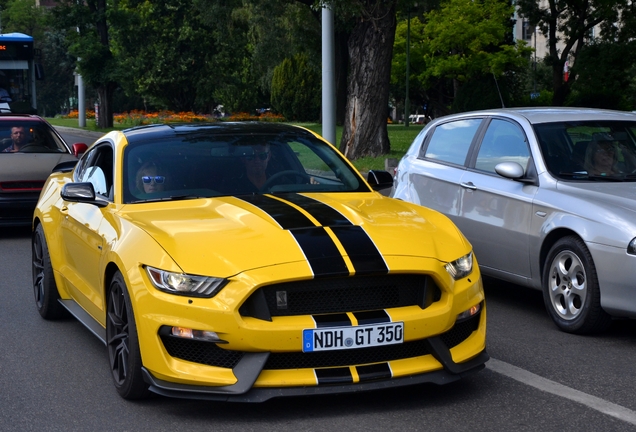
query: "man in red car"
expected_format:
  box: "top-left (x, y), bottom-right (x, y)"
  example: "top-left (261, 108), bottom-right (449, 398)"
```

top-left (2, 126), bottom-right (29, 152)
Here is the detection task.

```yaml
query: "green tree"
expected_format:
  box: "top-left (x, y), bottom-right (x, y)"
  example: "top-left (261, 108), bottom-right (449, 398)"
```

top-left (51, 0), bottom-right (119, 128)
top-left (271, 53), bottom-right (320, 121)
top-left (316, 0), bottom-right (399, 159)
top-left (516, 0), bottom-right (629, 106)
top-left (421, 0), bottom-right (531, 104)
top-left (1, 0), bottom-right (47, 39)
top-left (111, 0), bottom-right (219, 113)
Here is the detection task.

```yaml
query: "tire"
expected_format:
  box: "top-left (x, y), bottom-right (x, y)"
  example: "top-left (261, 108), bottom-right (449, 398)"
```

top-left (542, 236), bottom-right (612, 334)
top-left (106, 271), bottom-right (150, 399)
top-left (32, 224), bottom-right (68, 319)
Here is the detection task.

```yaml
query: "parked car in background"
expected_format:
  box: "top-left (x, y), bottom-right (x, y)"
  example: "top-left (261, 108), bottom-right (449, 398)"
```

top-left (392, 107), bottom-right (636, 334)
top-left (0, 114), bottom-right (86, 226)
top-left (32, 122), bottom-right (487, 401)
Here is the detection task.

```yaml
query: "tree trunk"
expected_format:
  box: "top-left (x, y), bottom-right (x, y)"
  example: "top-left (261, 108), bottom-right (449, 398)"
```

top-left (97, 83), bottom-right (116, 129)
top-left (339, 1), bottom-right (397, 160)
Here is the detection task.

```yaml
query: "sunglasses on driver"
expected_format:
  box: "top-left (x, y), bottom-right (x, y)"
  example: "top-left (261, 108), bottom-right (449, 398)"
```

top-left (142, 175), bottom-right (165, 184)
top-left (242, 151), bottom-right (269, 161)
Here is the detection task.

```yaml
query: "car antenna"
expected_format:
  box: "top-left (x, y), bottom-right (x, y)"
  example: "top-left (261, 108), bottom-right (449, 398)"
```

top-left (492, 72), bottom-right (505, 108)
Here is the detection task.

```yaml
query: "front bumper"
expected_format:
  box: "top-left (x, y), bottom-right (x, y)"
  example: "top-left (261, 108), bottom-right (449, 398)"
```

top-left (142, 344), bottom-right (489, 402)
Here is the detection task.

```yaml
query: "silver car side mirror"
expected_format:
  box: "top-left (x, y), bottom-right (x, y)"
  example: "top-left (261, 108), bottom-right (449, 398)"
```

top-left (495, 162), bottom-right (525, 179)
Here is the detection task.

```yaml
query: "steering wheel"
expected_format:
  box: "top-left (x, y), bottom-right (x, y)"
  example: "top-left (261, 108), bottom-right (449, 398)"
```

top-left (19, 144), bottom-right (52, 153)
top-left (259, 170), bottom-right (310, 192)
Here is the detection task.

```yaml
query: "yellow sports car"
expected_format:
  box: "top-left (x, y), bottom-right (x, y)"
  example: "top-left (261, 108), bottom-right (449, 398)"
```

top-left (32, 122), bottom-right (487, 401)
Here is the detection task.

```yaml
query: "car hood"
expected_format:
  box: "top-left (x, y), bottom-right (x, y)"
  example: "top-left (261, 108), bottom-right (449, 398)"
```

top-left (556, 181), bottom-right (636, 213)
top-left (0, 153), bottom-right (77, 181)
top-left (120, 192), bottom-right (469, 277)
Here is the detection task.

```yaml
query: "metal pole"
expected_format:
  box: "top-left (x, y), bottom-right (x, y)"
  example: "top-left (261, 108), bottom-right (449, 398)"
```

top-left (322, 7), bottom-right (336, 146)
top-left (405, 8), bottom-right (410, 127)
top-left (77, 71), bottom-right (85, 127)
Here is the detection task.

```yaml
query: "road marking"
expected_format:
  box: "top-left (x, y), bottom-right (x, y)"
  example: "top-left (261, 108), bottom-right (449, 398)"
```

top-left (487, 358), bottom-right (636, 426)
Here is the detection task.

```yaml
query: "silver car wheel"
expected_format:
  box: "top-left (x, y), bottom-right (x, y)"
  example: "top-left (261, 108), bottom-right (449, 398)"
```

top-left (547, 250), bottom-right (587, 320)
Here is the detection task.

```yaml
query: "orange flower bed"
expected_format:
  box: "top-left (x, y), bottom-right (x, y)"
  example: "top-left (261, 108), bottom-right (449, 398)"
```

top-left (62, 109), bottom-right (286, 124)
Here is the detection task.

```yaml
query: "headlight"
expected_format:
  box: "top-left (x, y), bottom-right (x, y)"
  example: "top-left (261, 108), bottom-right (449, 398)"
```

top-left (145, 266), bottom-right (228, 298)
top-left (628, 238), bottom-right (636, 255)
top-left (445, 251), bottom-right (473, 280)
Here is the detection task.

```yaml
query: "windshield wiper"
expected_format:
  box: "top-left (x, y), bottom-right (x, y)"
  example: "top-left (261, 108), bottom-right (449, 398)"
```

top-left (557, 172), bottom-right (625, 181)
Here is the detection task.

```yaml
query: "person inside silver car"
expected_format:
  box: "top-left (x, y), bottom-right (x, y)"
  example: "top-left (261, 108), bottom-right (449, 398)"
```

top-left (584, 137), bottom-right (636, 176)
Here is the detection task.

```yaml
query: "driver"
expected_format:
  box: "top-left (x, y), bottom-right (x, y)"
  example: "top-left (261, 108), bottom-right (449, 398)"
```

top-left (2, 126), bottom-right (29, 152)
top-left (235, 143), bottom-right (272, 193)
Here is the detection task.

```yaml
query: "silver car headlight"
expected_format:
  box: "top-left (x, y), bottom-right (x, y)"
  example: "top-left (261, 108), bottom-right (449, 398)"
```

top-left (445, 251), bottom-right (473, 280)
top-left (145, 266), bottom-right (228, 298)
top-left (628, 238), bottom-right (636, 255)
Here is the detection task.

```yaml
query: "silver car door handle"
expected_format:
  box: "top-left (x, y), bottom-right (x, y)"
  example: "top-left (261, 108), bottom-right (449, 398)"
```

top-left (460, 182), bottom-right (477, 190)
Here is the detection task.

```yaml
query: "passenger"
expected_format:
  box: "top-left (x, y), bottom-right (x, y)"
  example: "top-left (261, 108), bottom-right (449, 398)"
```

top-left (2, 126), bottom-right (28, 152)
top-left (135, 160), bottom-right (166, 195)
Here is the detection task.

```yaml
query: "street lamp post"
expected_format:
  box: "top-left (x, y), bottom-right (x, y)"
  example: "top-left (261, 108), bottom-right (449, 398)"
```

top-left (405, 7), bottom-right (411, 128)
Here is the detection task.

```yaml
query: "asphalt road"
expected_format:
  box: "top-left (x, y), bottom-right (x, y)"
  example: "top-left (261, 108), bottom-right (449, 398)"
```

top-left (0, 128), bottom-right (634, 430)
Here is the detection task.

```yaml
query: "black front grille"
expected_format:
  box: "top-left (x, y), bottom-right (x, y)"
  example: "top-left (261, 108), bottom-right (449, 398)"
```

top-left (161, 335), bottom-right (244, 369)
top-left (240, 274), bottom-right (441, 319)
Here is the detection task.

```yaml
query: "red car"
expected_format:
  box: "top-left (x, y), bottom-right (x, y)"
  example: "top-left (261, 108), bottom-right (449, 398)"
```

top-left (0, 114), bottom-right (86, 226)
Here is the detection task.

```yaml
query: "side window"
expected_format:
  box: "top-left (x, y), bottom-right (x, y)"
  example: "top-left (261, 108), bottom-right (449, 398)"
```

top-left (475, 119), bottom-right (530, 174)
top-left (421, 118), bottom-right (482, 165)
top-left (77, 144), bottom-right (114, 199)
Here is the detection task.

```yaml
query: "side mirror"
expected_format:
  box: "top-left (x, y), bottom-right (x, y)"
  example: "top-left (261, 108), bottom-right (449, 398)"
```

top-left (52, 160), bottom-right (79, 173)
top-left (72, 143), bottom-right (88, 158)
top-left (494, 162), bottom-right (525, 179)
top-left (367, 170), bottom-right (394, 191)
top-left (61, 182), bottom-right (108, 207)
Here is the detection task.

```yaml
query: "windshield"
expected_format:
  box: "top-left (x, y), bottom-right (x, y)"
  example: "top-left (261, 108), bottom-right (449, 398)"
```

top-left (534, 121), bottom-right (636, 181)
top-left (123, 129), bottom-right (368, 203)
top-left (0, 120), bottom-right (69, 154)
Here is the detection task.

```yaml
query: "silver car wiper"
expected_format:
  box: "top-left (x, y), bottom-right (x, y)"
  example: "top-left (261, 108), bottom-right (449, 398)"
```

top-left (558, 172), bottom-right (625, 181)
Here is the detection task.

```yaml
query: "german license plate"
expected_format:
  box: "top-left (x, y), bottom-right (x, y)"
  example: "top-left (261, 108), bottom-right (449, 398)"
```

top-left (302, 322), bottom-right (404, 352)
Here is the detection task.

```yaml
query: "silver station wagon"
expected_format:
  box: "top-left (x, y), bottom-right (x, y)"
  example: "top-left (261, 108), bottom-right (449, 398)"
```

top-left (392, 107), bottom-right (636, 334)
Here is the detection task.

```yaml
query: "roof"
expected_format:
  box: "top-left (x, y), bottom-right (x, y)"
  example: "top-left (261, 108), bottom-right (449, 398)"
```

top-left (0, 33), bottom-right (33, 42)
top-left (122, 122), bottom-right (317, 144)
top-left (445, 107), bottom-right (636, 125)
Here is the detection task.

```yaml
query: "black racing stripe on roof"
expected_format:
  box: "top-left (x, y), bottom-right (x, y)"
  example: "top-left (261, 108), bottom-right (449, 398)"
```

top-left (330, 226), bottom-right (389, 275)
top-left (277, 194), bottom-right (352, 226)
top-left (238, 195), bottom-right (315, 229)
top-left (290, 227), bottom-right (349, 278)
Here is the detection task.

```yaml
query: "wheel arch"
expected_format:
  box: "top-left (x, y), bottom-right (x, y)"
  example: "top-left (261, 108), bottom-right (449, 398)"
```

top-left (539, 227), bottom-right (583, 279)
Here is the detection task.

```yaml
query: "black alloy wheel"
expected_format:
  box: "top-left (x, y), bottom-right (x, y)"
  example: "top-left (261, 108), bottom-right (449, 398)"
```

top-left (32, 224), bottom-right (67, 319)
top-left (106, 271), bottom-right (150, 399)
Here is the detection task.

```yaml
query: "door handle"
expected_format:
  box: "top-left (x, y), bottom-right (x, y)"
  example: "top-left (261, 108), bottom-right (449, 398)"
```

top-left (460, 182), bottom-right (477, 190)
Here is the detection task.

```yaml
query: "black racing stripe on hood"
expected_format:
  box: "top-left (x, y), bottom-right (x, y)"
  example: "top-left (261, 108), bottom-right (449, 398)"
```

top-left (237, 194), bottom-right (314, 229)
top-left (277, 193), bottom-right (352, 226)
top-left (330, 226), bottom-right (388, 275)
top-left (290, 227), bottom-right (349, 278)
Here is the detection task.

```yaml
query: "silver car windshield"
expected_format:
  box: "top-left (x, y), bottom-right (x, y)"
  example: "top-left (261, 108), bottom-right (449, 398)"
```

top-left (535, 121), bottom-right (636, 181)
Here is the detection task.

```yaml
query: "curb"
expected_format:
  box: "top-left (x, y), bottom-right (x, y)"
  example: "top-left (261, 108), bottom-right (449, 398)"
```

top-left (53, 126), bottom-right (105, 141)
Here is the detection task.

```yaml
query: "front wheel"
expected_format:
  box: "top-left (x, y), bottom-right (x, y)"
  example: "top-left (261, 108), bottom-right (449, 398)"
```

top-left (106, 271), bottom-right (150, 399)
top-left (542, 236), bottom-right (611, 334)
top-left (32, 224), bottom-right (67, 319)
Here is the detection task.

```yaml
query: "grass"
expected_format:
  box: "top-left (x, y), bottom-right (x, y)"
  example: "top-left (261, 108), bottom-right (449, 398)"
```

top-left (45, 117), bottom-right (425, 172)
